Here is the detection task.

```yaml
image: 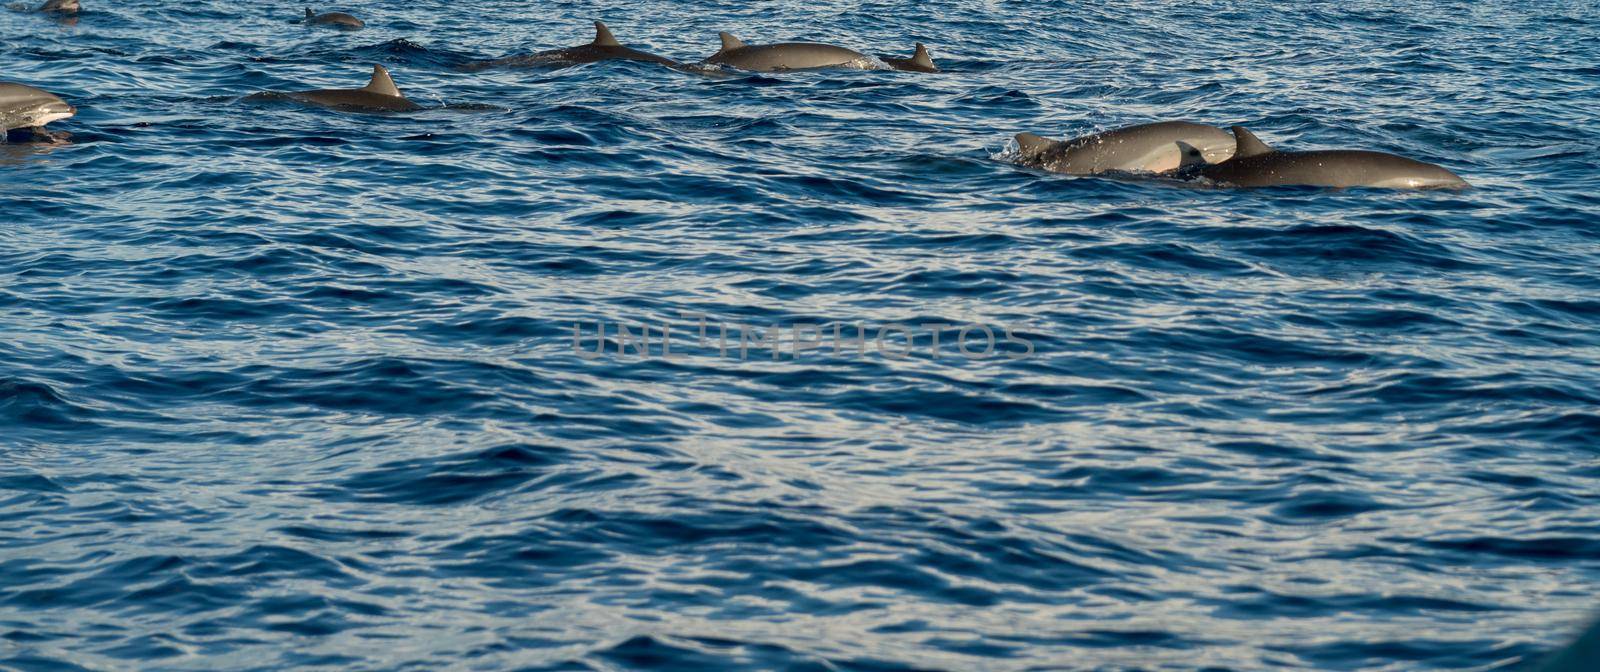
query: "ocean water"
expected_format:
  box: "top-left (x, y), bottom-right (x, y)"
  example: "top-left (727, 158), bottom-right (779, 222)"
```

top-left (4, 0), bottom-right (1600, 669)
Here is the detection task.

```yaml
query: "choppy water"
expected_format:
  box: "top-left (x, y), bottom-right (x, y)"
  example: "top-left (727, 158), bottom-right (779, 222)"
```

top-left (4, 1), bottom-right (1600, 670)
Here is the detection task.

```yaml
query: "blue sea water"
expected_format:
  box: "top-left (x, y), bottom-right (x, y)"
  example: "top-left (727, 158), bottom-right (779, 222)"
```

top-left (4, 0), bottom-right (1600, 669)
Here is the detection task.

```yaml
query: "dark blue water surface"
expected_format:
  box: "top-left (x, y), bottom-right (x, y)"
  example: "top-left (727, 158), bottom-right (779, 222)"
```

top-left (4, 1), bottom-right (1600, 669)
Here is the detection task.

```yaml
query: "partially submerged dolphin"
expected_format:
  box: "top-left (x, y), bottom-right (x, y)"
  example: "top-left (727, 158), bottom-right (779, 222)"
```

top-left (0, 82), bottom-right (76, 136)
top-left (469, 21), bottom-right (678, 69)
top-left (38, 0), bottom-right (78, 12)
top-left (304, 7), bottom-right (363, 30)
top-left (702, 32), bottom-right (868, 72)
top-left (1534, 614), bottom-right (1599, 672)
top-left (266, 65), bottom-right (422, 112)
top-left (1185, 126), bottom-right (1468, 189)
top-left (1012, 121), bottom-right (1236, 175)
top-left (881, 43), bottom-right (938, 73)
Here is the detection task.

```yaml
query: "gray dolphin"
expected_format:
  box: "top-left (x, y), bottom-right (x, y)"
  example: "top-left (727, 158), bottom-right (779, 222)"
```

top-left (304, 7), bottom-right (363, 30)
top-left (274, 65), bottom-right (422, 112)
top-left (881, 43), bottom-right (938, 73)
top-left (469, 21), bottom-right (678, 69)
top-left (0, 81), bottom-right (76, 135)
top-left (1186, 126), bottom-right (1468, 189)
top-left (37, 0), bottom-right (79, 12)
top-left (701, 32), bottom-right (868, 72)
top-left (1534, 614), bottom-right (1599, 672)
top-left (1012, 121), bottom-right (1236, 175)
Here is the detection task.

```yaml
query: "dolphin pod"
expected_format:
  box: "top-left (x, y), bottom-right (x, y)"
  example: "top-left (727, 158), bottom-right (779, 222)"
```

top-left (456, 23), bottom-right (934, 73)
top-left (4, 12), bottom-right (1467, 190)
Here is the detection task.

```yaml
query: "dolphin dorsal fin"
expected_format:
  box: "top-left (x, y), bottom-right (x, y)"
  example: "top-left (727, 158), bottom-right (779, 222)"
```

top-left (1015, 133), bottom-right (1054, 157)
top-left (1231, 126), bottom-right (1274, 158)
top-left (911, 43), bottom-right (935, 70)
top-left (363, 65), bottom-right (403, 98)
top-left (1174, 141), bottom-right (1208, 170)
top-left (718, 32), bottom-right (746, 53)
top-left (593, 21), bottom-right (620, 47)
top-left (306, 8), bottom-right (315, 17)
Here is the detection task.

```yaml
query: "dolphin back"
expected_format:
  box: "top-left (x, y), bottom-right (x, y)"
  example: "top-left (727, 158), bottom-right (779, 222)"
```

top-left (283, 65), bottom-right (420, 112)
top-left (705, 34), bottom-right (867, 71)
top-left (1014, 121), bottom-right (1234, 175)
top-left (305, 8), bottom-right (364, 29)
top-left (883, 43), bottom-right (939, 73)
top-left (1202, 148), bottom-right (1466, 189)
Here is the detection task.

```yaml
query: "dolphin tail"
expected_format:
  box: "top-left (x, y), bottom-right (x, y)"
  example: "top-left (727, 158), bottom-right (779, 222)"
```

top-left (717, 32), bottom-right (747, 54)
top-left (910, 43), bottom-right (936, 71)
top-left (362, 65), bottom-right (404, 98)
top-left (1015, 133), bottom-right (1053, 157)
top-left (593, 21), bottom-right (620, 47)
top-left (1230, 126), bottom-right (1274, 158)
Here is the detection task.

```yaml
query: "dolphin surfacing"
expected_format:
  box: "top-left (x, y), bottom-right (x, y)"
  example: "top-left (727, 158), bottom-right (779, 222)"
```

top-left (273, 65), bottom-right (422, 112)
top-left (1190, 126), bottom-right (1468, 189)
top-left (701, 32), bottom-right (868, 72)
top-left (1533, 614), bottom-right (1600, 672)
top-left (37, 0), bottom-right (79, 13)
top-left (0, 81), bottom-right (76, 135)
top-left (881, 43), bottom-right (938, 73)
top-left (1012, 121), bottom-right (1236, 175)
top-left (304, 7), bottom-right (364, 30)
top-left (468, 21), bottom-right (678, 69)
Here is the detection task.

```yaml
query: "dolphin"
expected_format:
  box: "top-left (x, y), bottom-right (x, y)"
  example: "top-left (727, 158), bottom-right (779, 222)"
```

top-left (470, 21), bottom-right (678, 69)
top-left (1012, 121), bottom-right (1236, 175)
top-left (1185, 126), bottom-right (1468, 189)
top-left (701, 32), bottom-right (868, 72)
top-left (276, 65), bottom-right (422, 112)
top-left (37, 0), bottom-right (79, 12)
top-left (1534, 614), bottom-right (1599, 672)
top-left (0, 82), bottom-right (76, 135)
top-left (881, 43), bottom-right (938, 73)
top-left (304, 7), bottom-right (364, 30)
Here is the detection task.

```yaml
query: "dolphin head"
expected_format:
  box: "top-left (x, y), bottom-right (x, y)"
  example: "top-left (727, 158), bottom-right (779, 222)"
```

top-left (36, 98), bottom-right (75, 125)
top-left (39, 0), bottom-right (80, 13)
top-left (0, 83), bottom-right (77, 131)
